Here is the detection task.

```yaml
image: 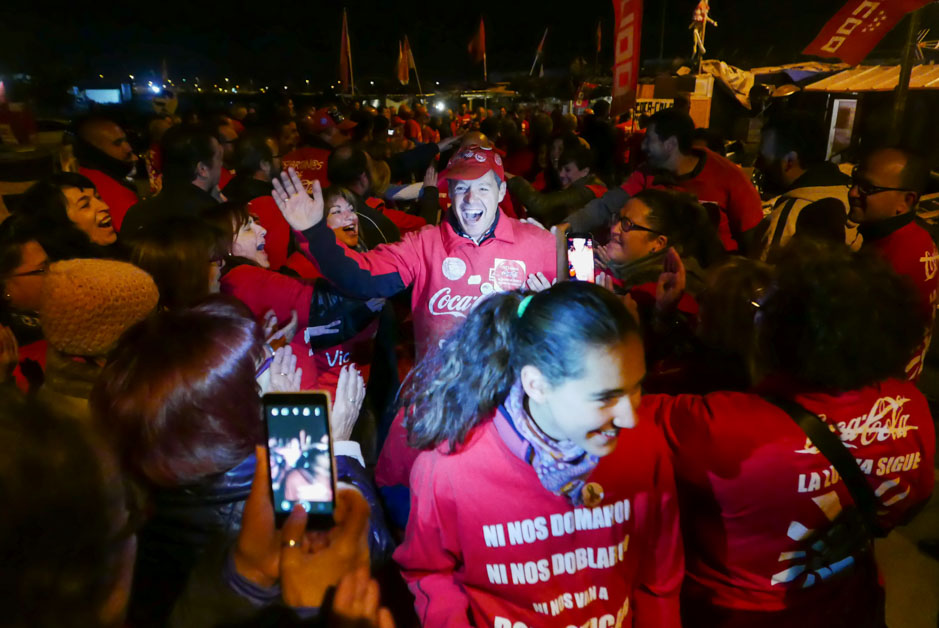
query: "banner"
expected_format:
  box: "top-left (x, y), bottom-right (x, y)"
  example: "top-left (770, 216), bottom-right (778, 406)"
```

top-left (611, 0), bottom-right (643, 116)
top-left (803, 0), bottom-right (931, 66)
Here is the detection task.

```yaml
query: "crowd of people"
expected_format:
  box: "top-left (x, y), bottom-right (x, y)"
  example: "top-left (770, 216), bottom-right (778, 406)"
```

top-left (0, 93), bottom-right (936, 628)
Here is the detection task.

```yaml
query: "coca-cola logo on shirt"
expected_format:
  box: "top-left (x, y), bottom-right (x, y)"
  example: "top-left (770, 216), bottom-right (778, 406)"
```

top-left (428, 287), bottom-right (481, 318)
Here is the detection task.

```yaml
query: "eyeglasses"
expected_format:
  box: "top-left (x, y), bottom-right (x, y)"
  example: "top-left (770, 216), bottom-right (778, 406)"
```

top-left (4, 264), bottom-right (48, 279)
top-left (851, 167), bottom-right (913, 197)
top-left (617, 215), bottom-right (663, 235)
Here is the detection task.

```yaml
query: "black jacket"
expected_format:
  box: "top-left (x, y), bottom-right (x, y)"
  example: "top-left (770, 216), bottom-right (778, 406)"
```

top-left (121, 181), bottom-right (218, 238)
top-left (224, 175), bottom-right (273, 205)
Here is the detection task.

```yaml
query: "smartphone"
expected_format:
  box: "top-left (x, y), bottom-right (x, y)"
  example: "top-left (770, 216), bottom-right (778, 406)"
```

top-left (567, 233), bottom-right (595, 282)
top-left (263, 392), bottom-right (336, 529)
top-left (387, 129), bottom-right (395, 136)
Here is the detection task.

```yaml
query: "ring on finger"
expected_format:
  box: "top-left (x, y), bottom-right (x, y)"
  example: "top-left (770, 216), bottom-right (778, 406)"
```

top-left (283, 538), bottom-right (299, 548)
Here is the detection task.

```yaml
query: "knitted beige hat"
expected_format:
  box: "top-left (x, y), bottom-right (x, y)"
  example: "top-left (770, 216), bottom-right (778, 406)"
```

top-left (40, 259), bottom-right (159, 356)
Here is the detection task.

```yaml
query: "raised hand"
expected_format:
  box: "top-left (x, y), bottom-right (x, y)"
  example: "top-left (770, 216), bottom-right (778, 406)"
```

top-left (272, 168), bottom-right (324, 231)
top-left (331, 365), bottom-right (366, 441)
top-left (655, 247), bottom-right (687, 313)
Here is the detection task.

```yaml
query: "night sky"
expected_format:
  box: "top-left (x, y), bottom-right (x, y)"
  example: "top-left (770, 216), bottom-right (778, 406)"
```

top-left (0, 0), bottom-right (931, 87)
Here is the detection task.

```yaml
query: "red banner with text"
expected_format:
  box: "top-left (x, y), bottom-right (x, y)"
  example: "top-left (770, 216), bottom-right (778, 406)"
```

top-left (803, 0), bottom-right (931, 66)
top-left (611, 0), bottom-right (643, 116)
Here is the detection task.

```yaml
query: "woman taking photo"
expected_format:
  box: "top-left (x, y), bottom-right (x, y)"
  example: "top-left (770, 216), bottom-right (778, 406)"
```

top-left (394, 281), bottom-right (682, 627)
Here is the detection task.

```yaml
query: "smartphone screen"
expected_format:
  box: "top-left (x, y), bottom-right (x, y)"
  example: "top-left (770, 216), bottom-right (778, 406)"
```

top-left (263, 392), bottom-right (335, 527)
top-left (387, 129), bottom-right (395, 136)
top-left (567, 234), bottom-right (595, 282)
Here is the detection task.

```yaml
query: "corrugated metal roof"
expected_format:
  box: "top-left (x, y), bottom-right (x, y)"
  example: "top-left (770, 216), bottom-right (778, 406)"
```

top-left (805, 64), bottom-right (939, 92)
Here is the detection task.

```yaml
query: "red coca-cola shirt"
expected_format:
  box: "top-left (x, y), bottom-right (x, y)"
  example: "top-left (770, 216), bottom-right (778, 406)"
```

top-left (296, 208), bottom-right (556, 360)
top-left (641, 380), bottom-right (935, 623)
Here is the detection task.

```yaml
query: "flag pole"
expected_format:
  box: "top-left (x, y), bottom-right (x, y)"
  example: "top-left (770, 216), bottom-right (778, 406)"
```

top-left (483, 51), bottom-right (488, 83)
top-left (891, 8), bottom-right (923, 143)
top-left (530, 27), bottom-right (548, 77)
top-left (347, 10), bottom-right (355, 96)
top-left (413, 60), bottom-right (424, 97)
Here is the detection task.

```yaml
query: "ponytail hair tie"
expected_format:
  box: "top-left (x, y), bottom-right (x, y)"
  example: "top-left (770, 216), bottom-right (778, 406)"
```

top-left (517, 294), bottom-right (534, 319)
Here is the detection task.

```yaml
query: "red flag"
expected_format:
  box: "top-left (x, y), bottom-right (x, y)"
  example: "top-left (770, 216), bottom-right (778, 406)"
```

top-left (803, 0), bottom-right (931, 66)
top-left (404, 35), bottom-right (417, 70)
top-left (468, 18), bottom-right (486, 63)
top-left (396, 41), bottom-right (409, 85)
top-left (611, 0), bottom-right (642, 116)
top-left (596, 21), bottom-right (602, 54)
top-left (339, 9), bottom-right (353, 91)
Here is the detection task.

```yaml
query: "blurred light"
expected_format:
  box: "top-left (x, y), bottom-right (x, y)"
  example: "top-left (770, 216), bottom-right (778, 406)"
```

top-left (370, 80), bottom-right (374, 85)
top-left (224, 77), bottom-right (229, 82)
top-left (305, 79), bottom-right (310, 84)
top-left (128, 74), bottom-right (135, 80)
top-left (150, 85), bottom-right (161, 94)
top-left (435, 101), bottom-right (445, 112)
top-left (182, 78), bottom-right (187, 82)
top-left (435, 81), bottom-right (440, 86)
top-left (283, 85), bottom-right (288, 90)
top-left (147, 80), bottom-right (153, 86)
top-left (235, 85), bottom-right (239, 89)
top-left (371, 98), bottom-right (380, 107)
top-left (98, 74), bottom-right (104, 79)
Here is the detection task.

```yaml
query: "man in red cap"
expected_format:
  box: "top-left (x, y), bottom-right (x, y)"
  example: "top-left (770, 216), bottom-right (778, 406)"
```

top-left (271, 144), bottom-right (557, 359)
top-left (280, 107), bottom-right (357, 193)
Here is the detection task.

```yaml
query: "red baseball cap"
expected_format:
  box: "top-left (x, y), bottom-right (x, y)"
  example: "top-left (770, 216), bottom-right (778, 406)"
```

top-left (310, 107), bottom-right (357, 133)
top-left (439, 145), bottom-right (505, 183)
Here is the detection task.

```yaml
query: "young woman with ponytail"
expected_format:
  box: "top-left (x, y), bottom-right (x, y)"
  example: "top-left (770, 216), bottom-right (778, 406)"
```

top-left (393, 281), bottom-right (683, 628)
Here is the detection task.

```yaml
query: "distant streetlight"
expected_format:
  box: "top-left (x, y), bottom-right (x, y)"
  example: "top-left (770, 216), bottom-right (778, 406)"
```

top-left (224, 77), bottom-right (229, 82)
top-left (283, 85), bottom-right (288, 90)
top-left (306, 79), bottom-right (310, 84)
top-left (98, 74), bottom-right (103, 79)
top-left (128, 74), bottom-right (135, 80)
top-left (435, 81), bottom-right (440, 86)
top-left (370, 80), bottom-right (374, 85)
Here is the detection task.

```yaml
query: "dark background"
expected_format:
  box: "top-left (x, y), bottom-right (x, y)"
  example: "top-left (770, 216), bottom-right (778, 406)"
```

top-left (0, 0), bottom-right (931, 87)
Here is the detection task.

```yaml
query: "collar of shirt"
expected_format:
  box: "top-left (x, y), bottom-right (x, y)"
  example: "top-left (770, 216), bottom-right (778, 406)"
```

top-left (443, 207), bottom-right (514, 252)
top-left (858, 211), bottom-right (916, 242)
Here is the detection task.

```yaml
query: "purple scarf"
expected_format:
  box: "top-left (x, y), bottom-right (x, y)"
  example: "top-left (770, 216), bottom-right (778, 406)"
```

top-left (501, 381), bottom-right (599, 506)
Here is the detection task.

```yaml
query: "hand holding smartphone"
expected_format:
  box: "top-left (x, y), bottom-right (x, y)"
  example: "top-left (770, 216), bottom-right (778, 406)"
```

top-left (263, 392), bottom-right (336, 529)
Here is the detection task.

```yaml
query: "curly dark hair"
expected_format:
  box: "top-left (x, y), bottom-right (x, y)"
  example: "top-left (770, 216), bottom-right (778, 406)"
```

top-left (399, 282), bottom-right (640, 451)
top-left (754, 241), bottom-right (923, 391)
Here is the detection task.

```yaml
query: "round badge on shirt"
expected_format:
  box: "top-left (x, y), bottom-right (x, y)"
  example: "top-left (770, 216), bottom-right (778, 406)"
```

top-left (442, 257), bottom-right (467, 281)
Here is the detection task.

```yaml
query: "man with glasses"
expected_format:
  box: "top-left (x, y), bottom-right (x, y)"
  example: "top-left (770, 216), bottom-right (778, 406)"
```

top-left (850, 147), bottom-right (937, 381)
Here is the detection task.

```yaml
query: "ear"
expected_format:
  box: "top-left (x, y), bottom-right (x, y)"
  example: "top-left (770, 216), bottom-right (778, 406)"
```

top-left (650, 234), bottom-right (669, 254)
top-left (782, 151), bottom-right (800, 171)
top-left (520, 364), bottom-right (551, 404)
top-left (195, 161), bottom-right (210, 181)
top-left (664, 136), bottom-right (679, 154)
top-left (902, 191), bottom-right (919, 211)
top-left (497, 180), bottom-right (507, 203)
top-left (260, 160), bottom-right (272, 176)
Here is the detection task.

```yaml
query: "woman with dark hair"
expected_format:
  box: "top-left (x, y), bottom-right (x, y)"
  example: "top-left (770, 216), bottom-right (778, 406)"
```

top-left (91, 296), bottom-right (390, 627)
top-left (600, 188), bottom-right (724, 297)
top-left (394, 282), bottom-right (683, 627)
top-left (201, 200), bottom-right (384, 398)
top-left (125, 216), bottom-right (227, 310)
top-left (643, 242), bottom-right (935, 627)
top-left (16, 173), bottom-right (123, 261)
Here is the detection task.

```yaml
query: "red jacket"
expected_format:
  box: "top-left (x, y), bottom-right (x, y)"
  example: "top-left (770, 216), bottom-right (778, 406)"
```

top-left (395, 409), bottom-right (683, 628)
top-left (220, 265), bottom-right (379, 396)
top-left (642, 380), bottom-right (935, 623)
top-left (622, 150), bottom-right (763, 252)
top-left (296, 208), bottom-right (556, 360)
top-left (862, 216), bottom-right (939, 381)
top-left (281, 146), bottom-right (331, 192)
top-left (79, 167), bottom-right (139, 233)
